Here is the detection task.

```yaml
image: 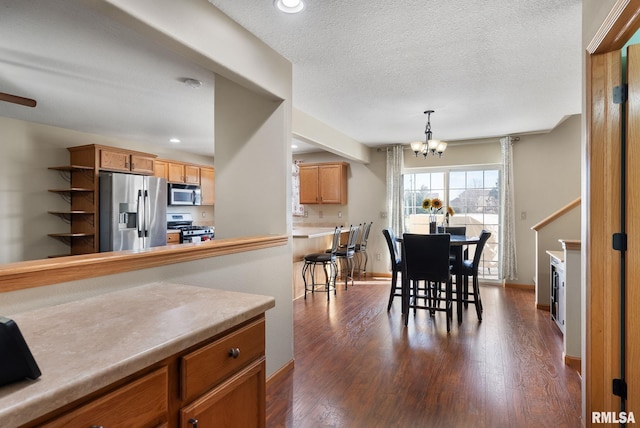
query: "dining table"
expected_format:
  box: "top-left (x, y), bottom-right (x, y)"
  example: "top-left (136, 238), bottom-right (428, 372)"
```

top-left (397, 233), bottom-right (480, 324)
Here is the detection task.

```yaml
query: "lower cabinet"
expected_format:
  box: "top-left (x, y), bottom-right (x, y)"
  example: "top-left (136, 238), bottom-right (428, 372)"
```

top-left (41, 367), bottom-right (168, 428)
top-left (31, 316), bottom-right (266, 428)
top-left (180, 359), bottom-right (265, 428)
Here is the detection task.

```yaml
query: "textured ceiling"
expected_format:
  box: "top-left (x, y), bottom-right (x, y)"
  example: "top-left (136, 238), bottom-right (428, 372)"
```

top-left (209, 0), bottom-right (583, 145)
top-left (0, 0), bottom-right (582, 157)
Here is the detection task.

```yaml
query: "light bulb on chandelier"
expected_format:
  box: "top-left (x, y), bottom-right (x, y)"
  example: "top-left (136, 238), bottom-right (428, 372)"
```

top-left (411, 110), bottom-right (447, 158)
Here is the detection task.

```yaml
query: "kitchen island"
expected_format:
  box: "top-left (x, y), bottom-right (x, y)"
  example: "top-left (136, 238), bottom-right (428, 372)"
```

top-left (0, 282), bottom-right (275, 427)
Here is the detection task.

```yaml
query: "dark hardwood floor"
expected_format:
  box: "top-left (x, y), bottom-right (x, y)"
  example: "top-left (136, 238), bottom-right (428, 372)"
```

top-left (266, 278), bottom-right (582, 427)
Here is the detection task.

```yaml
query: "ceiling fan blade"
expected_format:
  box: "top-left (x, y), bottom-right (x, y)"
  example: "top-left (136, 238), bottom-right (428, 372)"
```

top-left (0, 92), bottom-right (37, 108)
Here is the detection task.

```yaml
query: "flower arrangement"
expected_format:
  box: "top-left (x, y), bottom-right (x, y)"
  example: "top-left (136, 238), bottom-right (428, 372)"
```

top-left (422, 198), bottom-right (455, 225)
top-left (421, 197), bottom-right (443, 214)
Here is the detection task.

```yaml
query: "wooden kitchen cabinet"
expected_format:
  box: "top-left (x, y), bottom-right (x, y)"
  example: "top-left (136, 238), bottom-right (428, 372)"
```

top-left (99, 147), bottom-right (156, 175)
top-left (200, 167), bottom-right (215, 205)
top-left (27, 315), bottom-right (266, 428)
top-left (154, 159), bottom-right (169, 180)
top-left (168, 162), bottom-right (200, 185)
top-left (167, 231), bottom-right (181, 245)
top-left (299, 162), bottom-right (348, 204)
top-left (180, 359), bottom-right (265, 428)
top-left (40, 367), bottom-right (169, 428)
top-left (180, 317), bottom-right (265, 428)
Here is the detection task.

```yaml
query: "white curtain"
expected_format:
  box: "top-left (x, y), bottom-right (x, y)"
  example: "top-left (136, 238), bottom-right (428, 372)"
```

top-left (500, 136), bottom-right (518, 280)
top-left (386, 145), bottom-right (404, 234)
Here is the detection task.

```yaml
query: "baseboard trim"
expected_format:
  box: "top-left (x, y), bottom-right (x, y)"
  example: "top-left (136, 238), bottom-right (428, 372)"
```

top-left (564, 354), bottom-right (581, 376)
top-left (266, 359), bottom-right (295, 386)
top-left (536, 303), bottom-right (551, 311)
top-left (504, 282), bottom-right (535, 290)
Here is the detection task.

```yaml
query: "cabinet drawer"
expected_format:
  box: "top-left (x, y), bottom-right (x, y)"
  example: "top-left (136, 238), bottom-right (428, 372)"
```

top-left (167, 231), bottom-right (181, 245)
top-left (181, 317), bottom-right (265, 403)
top-left (42, 367), bottom-right (168, 428)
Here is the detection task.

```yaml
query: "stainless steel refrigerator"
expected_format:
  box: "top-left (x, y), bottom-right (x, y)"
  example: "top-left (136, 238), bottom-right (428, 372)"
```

top-left (99, 172), bottom-right (167, 252)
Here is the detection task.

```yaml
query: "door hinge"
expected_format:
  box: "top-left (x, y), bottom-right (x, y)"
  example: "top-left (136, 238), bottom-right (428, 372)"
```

top-left (613, 378), bottom-right (628, 400)
top-left (614, 85), bottom-right (628, 104)
top-left (613, 233), bottom-right (627, 251)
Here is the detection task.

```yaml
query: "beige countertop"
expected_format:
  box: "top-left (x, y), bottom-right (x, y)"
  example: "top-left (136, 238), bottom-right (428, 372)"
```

top-left (0, 282), bottom-right (275, 427)
top-left (292, 226), bottom-right (345, 238)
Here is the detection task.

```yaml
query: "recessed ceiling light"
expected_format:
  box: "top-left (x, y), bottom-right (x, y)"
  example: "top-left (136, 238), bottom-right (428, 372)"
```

top-left (275, 0), bottom-right (304, 14)
top-left (169, 138), bottom-right (181, 144)
top-left (291, 144), bottom-right (298, 149)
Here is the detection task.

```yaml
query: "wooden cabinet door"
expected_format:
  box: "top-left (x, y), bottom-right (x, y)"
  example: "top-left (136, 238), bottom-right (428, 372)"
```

top-left (299, 165), bottom-right (319, 204)
top-left (130, 154), bottom-right (155, 175)
top-left (318, 164), bottom-right (343, 204)
top-left (180, 359), bottom-right (265, 428)
top-left (100, 149), bottom-right (130, 172)
top-left (168, 163), bottom-right (185, 183)
top-left (42, 367), bottom-right (168, 428)
top-left (185, 165), bottom-right (200, 185)
top-left (154, 160), bottom-right (169, 179)
top-left (200, 167), bottom-right (215, 205)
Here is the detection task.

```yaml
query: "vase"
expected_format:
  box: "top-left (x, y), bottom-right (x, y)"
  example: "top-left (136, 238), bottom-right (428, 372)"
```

top-left (429, 221), bottom-right (437, 234)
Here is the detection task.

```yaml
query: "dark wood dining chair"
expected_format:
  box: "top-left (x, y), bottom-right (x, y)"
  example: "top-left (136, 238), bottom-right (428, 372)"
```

top-left (458, 230), bottom-right (492, 320)
top-left (382, 228), bottom-right (402, 311)
top-left (302, 226), bottom-right (342, 300)
top-left (401, 233), bottom-right (452, 331)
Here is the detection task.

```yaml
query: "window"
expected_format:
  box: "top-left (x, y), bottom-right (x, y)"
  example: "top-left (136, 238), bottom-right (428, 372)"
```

top-left (403, 166), bottom-right (500, 280)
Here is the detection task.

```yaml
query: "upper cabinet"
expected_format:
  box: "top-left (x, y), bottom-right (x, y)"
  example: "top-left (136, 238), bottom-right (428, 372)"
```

top-left (200, 167), bottom-right (215, 206)
top-left (299, 162), bottom-right (348, 204)
top-left (155, 160), bottom-right (214, 205)
top-left (99, 147), bottom-right (156, 175)
top-left (168, 162), bottom-right (200, 185)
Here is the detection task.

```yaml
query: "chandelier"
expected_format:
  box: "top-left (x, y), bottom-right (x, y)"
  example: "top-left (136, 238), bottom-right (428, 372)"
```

top-left (410, 110), bottom-right (447, 158)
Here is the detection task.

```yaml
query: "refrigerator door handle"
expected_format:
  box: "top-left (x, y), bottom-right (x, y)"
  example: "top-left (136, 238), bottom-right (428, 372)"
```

top-left (137, 189), bottom-right (144, 238)
top-left (144, 189), bottom-right (150, 237)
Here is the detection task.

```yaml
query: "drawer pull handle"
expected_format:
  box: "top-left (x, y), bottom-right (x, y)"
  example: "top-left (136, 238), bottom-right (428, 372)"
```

top-left (188, 418), bottom-right (199, 428)
top-left (90, 426), bottom-right (104, 428)
top-left (229, 347), bottom-right (241, 359)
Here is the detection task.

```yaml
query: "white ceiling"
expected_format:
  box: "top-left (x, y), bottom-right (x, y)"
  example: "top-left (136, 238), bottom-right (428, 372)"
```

top-left (0, 0), bottom-right (582, 157)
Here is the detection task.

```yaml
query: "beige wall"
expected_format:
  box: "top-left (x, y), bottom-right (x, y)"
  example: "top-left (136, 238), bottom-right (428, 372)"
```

top-left (513, 114), bottom-right (582, 287)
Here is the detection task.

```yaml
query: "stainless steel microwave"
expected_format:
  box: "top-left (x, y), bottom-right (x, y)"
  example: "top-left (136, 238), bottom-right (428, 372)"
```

top-left (168, 183), bottom-right (201, 206)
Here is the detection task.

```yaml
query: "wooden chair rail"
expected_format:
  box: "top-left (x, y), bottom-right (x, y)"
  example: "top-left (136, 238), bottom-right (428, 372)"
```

top-left (0, 235), bottom-right (288, 293)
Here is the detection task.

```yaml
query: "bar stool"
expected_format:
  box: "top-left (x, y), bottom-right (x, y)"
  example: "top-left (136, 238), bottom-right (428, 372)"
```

top-left (335, 224), bottom-right (360, 289)
top-left (302, 226), bottom-right (342, 300)
top-left (354, 221), bottom-right (373, 279)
